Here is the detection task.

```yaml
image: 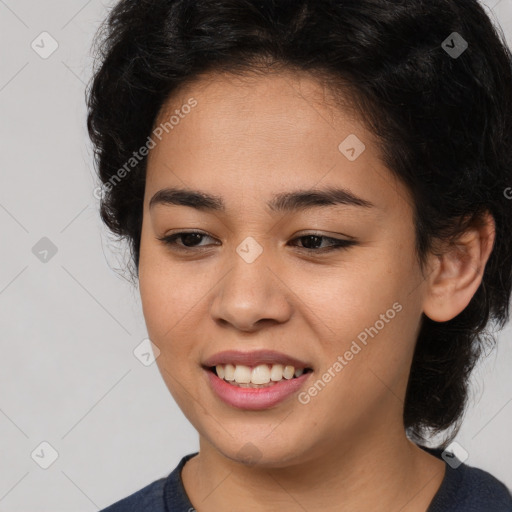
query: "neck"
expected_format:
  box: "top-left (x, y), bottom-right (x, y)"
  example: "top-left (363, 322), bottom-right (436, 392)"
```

top-left (181, 427), bottom-right (446, 512)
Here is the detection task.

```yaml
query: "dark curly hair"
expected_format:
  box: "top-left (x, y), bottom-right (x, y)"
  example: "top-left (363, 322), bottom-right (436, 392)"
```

top-left (86, 0), bottom-right (512, 447)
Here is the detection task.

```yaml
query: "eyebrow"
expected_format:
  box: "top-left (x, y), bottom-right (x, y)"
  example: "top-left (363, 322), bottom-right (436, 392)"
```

top-left (149, 186), bottom-right (375, 213)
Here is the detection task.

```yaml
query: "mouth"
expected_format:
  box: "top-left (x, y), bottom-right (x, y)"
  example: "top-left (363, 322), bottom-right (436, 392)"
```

top-left (201, 350), bottom-right (314, 409)
top-left (203, 363), bottom-right (314, 410)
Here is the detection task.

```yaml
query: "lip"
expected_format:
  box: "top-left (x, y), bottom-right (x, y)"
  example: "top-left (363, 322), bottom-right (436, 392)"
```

top-left (204, 367), bottom-right (312, 410)
top-left (202, 349), bottom-right (312, 370)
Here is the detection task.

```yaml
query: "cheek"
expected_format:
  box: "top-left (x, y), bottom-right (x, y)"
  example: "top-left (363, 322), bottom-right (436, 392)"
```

top-left (296, 255), bottom-right (418, 390)
top-left (138, 243), bottom-right (203, 339)
top-left (138, 245), bottom-right (213, 400)
top-left (138, 254), bottom-right (203, 406)
top-left (297, 256), bottom-right (405, 337)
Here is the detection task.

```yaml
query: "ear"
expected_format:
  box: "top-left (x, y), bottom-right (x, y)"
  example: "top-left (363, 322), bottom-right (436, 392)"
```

top-left (422, 212), bottom-right (496, 322)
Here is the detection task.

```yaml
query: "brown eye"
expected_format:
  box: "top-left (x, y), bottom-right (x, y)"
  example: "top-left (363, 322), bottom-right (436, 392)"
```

top-left (156, 231), bottom-right (357, 254)
top-left (157, 231), bottom-right (218, 250)
top-left (178, 233), bottom-right (205, 247)
top-left (289, 234), bottom-right (357, 252)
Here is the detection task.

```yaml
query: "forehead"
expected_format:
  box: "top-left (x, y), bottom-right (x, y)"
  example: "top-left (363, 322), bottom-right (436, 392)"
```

top-left (145, 69), bottom-right (408, 215)
top-left (153, 68), bottom-right (367, 149)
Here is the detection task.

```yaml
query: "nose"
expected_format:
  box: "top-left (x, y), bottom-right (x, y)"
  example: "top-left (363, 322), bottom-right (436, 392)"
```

top-left (210, 249), bottom-right (293, 332)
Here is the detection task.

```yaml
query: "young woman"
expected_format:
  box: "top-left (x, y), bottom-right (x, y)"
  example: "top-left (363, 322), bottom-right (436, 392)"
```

top-left (87, 0), bottom-right (512, 510)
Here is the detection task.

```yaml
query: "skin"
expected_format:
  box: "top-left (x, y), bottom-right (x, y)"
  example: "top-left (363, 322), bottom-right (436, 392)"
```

top-left (138, 69), bottom-right (495, 512)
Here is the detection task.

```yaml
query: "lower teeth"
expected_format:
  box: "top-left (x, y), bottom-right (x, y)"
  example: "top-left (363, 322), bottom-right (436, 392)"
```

top-left (225, 380), bottom-right (280, 388)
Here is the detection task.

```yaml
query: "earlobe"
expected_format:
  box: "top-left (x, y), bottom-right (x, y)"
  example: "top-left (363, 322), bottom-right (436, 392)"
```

top-left (422, 212), bottom-right (495, 323)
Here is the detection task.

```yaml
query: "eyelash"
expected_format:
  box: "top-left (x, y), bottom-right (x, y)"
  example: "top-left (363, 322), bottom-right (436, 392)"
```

top-left (156, 231), bottom-right (357, 253)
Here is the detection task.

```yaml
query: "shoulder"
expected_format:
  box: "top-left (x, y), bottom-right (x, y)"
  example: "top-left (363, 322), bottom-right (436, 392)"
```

top-left (99, 452), bottom-right (198, 512)
top-left (457, 464), bottom-right (512, 509)
top-left (428, 457), bottom-right (512, 511)
top-left (100, 477), bottom-right (168, 512)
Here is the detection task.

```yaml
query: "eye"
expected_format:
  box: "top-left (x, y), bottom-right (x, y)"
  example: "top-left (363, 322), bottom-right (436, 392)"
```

top-left (157, 231), bottom-right (357, 253)
top-left (288, 234), bottom-right (357, 252)
top-left (157, 231), bottom-right (218, 250)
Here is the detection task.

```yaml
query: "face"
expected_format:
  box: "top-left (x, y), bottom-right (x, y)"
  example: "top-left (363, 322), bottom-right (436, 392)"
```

top-left (138, 69), bottom-right (428, 467)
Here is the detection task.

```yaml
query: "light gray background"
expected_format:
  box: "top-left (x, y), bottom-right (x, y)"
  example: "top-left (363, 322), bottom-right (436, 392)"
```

top-left (0, 1), bottom-right (511, 510)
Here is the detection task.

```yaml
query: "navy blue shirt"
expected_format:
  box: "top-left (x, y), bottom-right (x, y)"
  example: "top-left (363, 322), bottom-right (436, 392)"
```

top-left (101, 447), bottom-right (512, 511)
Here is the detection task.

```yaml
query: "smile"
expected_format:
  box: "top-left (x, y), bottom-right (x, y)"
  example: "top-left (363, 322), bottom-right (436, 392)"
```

top-left (204, 365), bottom-right (313, 410)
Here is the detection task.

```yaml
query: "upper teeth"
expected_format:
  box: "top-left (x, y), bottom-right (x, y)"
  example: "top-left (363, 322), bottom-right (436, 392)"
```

top-left (216, 364), bottom-right (305, 384)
